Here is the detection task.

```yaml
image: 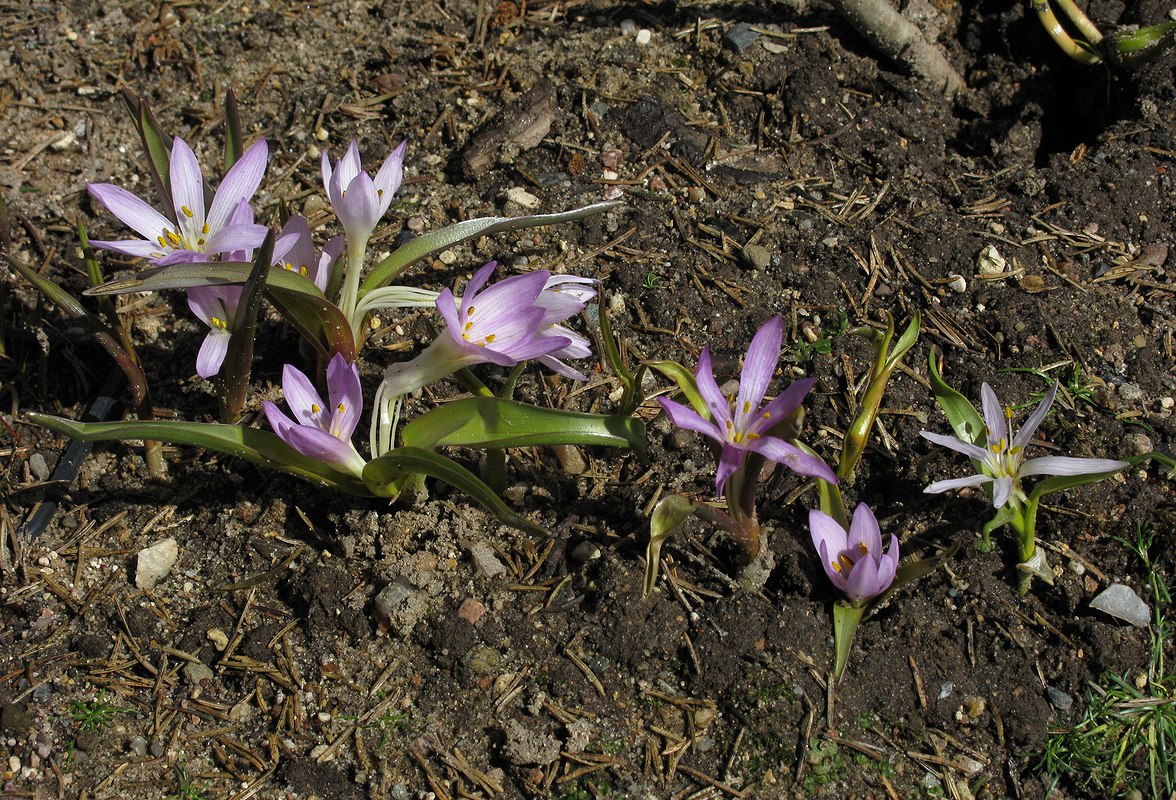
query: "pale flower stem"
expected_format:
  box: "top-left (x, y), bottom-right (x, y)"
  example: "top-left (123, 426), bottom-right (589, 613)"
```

top-left (339, 245), bottom-right (367, 340)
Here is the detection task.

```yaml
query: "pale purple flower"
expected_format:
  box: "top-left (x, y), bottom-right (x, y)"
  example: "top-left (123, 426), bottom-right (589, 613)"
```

top-left (810, 504), bottom-right (899, 605)
top-left (321, 139), bottom-right (407, 247)
top-left (274, 214), bottom-right (345, 293)
top-left (657, 315), bottom-right (837, 498)
top-left (380, 262), bottom-right (595, 397)
top-left (88, 136), bottom-right (269, 265)
top-left (920, 382), bottom-right (1129, 508)
top-left (263, 353), bottom-right (367, 477)
top-left (187, 285), bottom-right (242, 379)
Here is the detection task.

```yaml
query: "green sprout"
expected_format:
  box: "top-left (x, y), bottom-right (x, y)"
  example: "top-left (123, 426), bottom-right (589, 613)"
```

top-left (68, 691), bottom-right (131, 732)
top-left (1036, 526), bottom-right (1176, 796)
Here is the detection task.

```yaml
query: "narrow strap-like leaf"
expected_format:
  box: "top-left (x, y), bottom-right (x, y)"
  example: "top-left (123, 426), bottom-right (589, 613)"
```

top-left (928, 348), bottom-right (986, 446)
top-left (359, 201), bottom-right (621, 296)
top-left (220, 231), bottom-right (273, 420)
top-left (363, 447), bottom-right (548, 537)
top-left (223, 87), bottom-right (243, 172)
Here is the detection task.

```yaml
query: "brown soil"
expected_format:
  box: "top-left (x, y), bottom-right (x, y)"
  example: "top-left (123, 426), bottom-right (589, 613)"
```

top-left (2, 1), bottom-right (1175, 798)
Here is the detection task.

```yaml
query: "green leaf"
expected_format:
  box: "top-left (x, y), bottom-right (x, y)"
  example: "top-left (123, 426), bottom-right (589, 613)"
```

top-left (794, 442), bottom-right (848, 528)
top-left (887, 312), bottom-right (921, 369)
top-left (1106, 20), bottom-right (1176, 65)
top-left (359, 201), bottom-right (621, 296)
top-left (401, 397), bottom-right (646, 454)
top-left (120, 89), bottom-right (175, 221)
top-left (646, 360), bottom-right (708, 420)
top-left (644, 494), bottom-right (697, 598)
top-left (27, 413), bottom-right (369, 495)
top-left (86, 261), bottom-right (357, 361)
top-left (4, 254), bottom-right (149, 406)
top-left (363, 447), bottom-right (548, 537)
top-left (220, 231), bottom-right (272, 420)
top-left (223, 87), bottom-right (243, 172)
top-left (832, 602), bottom-right (866, 681)
top-left (927, 349), bottom-right (985, 446)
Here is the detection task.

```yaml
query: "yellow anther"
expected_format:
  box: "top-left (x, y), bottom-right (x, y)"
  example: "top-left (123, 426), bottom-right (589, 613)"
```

top-left (832, 560), bottom-right (843, 574)
top-left (377, 188), bottom-right (384, 197)
top-left (1005, 406), bottom-right (1014, 420)
top-left (468, 305), bottom-right (476, 315)
top-left (157, 236), bottom-right (168, 248)
top-left (747, 432), bottom-right (760, 440)
top-left (300, 265), bottom-right (309, 276)
top-left (165, 230), bottom-right (182, 247)
top-left (197, 238), bottom-right (205, 247)
top-left (337, 402), bottom-right (346, 414)
top-left (742, 401), bottom-right (752, 415)
top-left (485, 333), bottom-right (496, 343)
top-left (181, 205), bottom-right (194, 218)
top-left (763, 411), bottom-right (772, 420)
top-left (202, 223), bottom-right (210, 235)
top-left (858, 542), bottom-right (868, 555)
top-left (311, 403), bottom-right (321, 414)
top-left (211, 315), bottom-right (226, 329)
top-left (464, 321), bottom-right (474, 333)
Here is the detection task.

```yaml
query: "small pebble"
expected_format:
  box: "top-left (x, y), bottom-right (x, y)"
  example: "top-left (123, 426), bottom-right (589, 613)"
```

top-left (135, 538), bottom-right (179, 589)
top-left (947, 273), bottom-right (967, 293)
top-left (28, 453), bottom-right (49, 482)
top-left (977, 244), bottom-right (1006, 276)
top-left (635, 28), bottom-right (652, 45)
top-left (1118, 382), bottom-right (1144, 402)
top-left (438, 250), bottom-right (458, 265)
top-left (207, 629), bottom-right (229, 651)
top-left (722, 22), bottom-right (761, 53)
top-left (182, 662), bottom-right (214, 687)
top-left (686, 186), bottom-right (705, 203)
top-left (469, 543), bottom-right (508, 578)
top-left (620, 18), bottom-right (637, 35)
top-left (553, 444), bottom-right (586, 475)
top-left (457, 598), bottom-right (487, 626)
top-left (741, 243), bottom-right (771, 270)
top-left (1068, 559), bottom-right (1086, 576)
top-left (1046, 686), bottom-right (1074, 711)
top-left (571, 541), bottom-right (601, 562)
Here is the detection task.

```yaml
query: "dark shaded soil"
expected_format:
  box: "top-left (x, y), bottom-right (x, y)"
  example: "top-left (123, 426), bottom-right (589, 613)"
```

top-left (1, 1), bottom-right (1175, 798)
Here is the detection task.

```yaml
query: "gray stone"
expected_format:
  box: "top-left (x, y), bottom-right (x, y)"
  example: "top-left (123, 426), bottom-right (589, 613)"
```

top-left (723, 22), bottom-right (760, 53)
top-left (1090, 583), bottom-right (1151, 626)
top-left (28, 453), bottom-right (50, 482)
top-left (1118, 382), bottom-right (1144, 402)
top-left (469, 543), bottom-right (508, 578)
top-left (741, 242), bottom-right (771, 270)
top-left (1046, 686), bottom-right (1074, 711)
top-left (501, 718), bottom-right (561, 765)
top-left (135, 538), bottom-right (178, 589)
top-left (183, 662), bottom-right (214, 687)
top-left (553, 444), bottom-right (587, 476)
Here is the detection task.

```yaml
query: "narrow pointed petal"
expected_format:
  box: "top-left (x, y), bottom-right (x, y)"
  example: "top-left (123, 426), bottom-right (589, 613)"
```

top-left (1013, 381), bottom-right (1058, 450)
top-left (262, 401), bottom-right (297, 441)
top-left (87, 183), bottom-right (174, 243)
top-left (169, 138), bottom-right (207, 233)
top-left (693, 348), bottom-right (729, 423)
top-left (88, 237), bottom-right (169, 259)
top-left (750, 377), bottom-right (814, 436)
top-left (924, 474), bottom-right (991, 494)
top-left (460, 262), bottom-right (499, 315)
top-left (195, 331), bottom-right (230, 379)
top-left (876, 535), bottom-right (900, 589)
top-left (325, 354), bottom-right (363, 439)
top-left (536, 354), bottom-right (589, 381)
top-left (991, 475), bottom-right (1014, 508)
top-left (749, 436), bottom-right (838, 483)
top-left (848, 503), bottom-right (883, 557)
top-left (203, 223), bottom-right (269, 256)
top-left (714, 444), bottom-right (744, 497)
top-left (919, 430), bottom-right (990, 461)
top-left (845, 551), bottom-right (883, 603)
top-left (657, 398), bottom-right (722, 444)
top-left (1020, 455), bottom-right (1129, 477)
top-left (282, 364), bottom-right (328, 429)
top-left (817, 540), bottom-right (849, 593)
top-left (809, 509), bottom-right (849, 563)
top-left (372, 139), bottom-right (407, 212)
top-left (466, 271), bottom-right (548, 320)
top-left (186, 286), bottom-right (221, 326)
top-left (284, 426), bottom-right (365, 474)
top-left (736, 315), bottom-right (783, 412)
top-left (980, 383), bottom-right (1007, 447)
top-left (208, 138), bottom-right (268, 231)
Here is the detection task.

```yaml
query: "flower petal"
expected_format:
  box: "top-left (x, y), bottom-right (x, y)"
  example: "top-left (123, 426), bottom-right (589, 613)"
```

top-left (281, 363), bottom-right (328, 430)
top-left (817, 539), bottom-right (849, 593)
top-left (714, 444), bottom-right (745, 497)
top-left (203, 223), bottom-right (269, 256)
top-left (88, 237), bottom-right (169, 260)
top-left (325, 353), bottom-right (363, 439)
top-left (749, 377), bottom-right (814, 437)
top-left (658, 398), bottom-right (723, 443)
top-left (208, 138), bottom-right (268, 233)
top-left (749, 436), bottom-right (838, 483)
top-left (87, 183), bottom-right (174, 243)
top-left (845, 548), bottom-right (883, 603)
top-left (1013, 381), bottom-right (1058, 450)
top-left (980, 383), bottom-right (1007, 448)
top-left (460, 261), bottom-right (499, 316)
top-left (262, 400), bottom-right (297, 441)
top-left (284, 426), bottom-right (365, 474)
top-left (991, 475), bottom-right (1014, 508)
top-left (168, 138), bottom-right (207, 238)
top-left (923, 474), bottom-right (991, 494)
top-left (694, 348), bottom-right (730, 426)
top-left (736, 315), bottom-right (782, 414)
top-left (195, 330), bottom-right (230, 379)
top-left (372, 139), bottom-right (407, 214)
top-left (919, 430), bottom-right (990, 462)
top-left (809, 509), bottom-right (848, 565)
top-left (536, 354), bottom-right (589, 381)
top-left (847, 503), bottom-right (882, 559)
top-left (1020, 455), bottom-right (1129, 478)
